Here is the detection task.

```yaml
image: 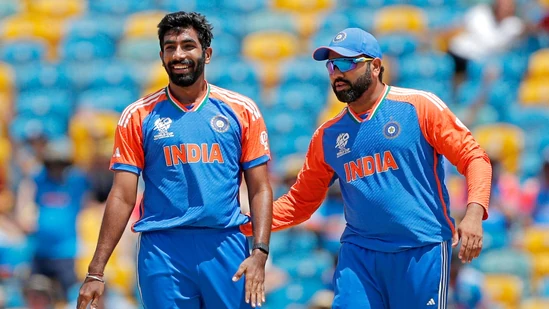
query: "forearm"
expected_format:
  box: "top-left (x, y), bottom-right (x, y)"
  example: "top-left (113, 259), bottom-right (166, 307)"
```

top-left (465, 157), bottom-right (492, 219)
top-left (250, 187), bottom-right (273, 245)
top-left (87, 194), bottom-right (135, 274)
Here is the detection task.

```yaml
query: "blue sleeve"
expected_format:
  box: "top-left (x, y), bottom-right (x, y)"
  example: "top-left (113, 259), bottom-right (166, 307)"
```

top-left (241, 155), bottom-right (270, 170)
top-left (111, 163), bottom-right (142, 175)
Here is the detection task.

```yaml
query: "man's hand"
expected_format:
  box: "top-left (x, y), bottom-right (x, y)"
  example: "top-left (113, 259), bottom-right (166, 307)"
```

top-left (453, 203), bottom-right (485, 263)
top-left (77, 279), bottom-right (104, 309)
top-left (232, 250), bottom-right (269, 307)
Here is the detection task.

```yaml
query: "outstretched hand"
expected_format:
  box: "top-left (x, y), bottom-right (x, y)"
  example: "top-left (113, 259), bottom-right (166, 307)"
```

top-left (453, 203), bottom-right (485, 263)
top-left (232, 250), bottom-right (269, 308)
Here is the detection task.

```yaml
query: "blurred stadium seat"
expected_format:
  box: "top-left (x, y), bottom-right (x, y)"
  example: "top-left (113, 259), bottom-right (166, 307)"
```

top-left (0, 0), bottom-right (21, 19)
top-left (484, 274), bottom-right (524, 308)
top-left (65, 14), bottom-right (126, 42)
top-left (27, 0), bottom-right (85, 19)
top-left (0, 39), bottom-right (48, 64)
top-left (88, 0), bottom-right (156, 15)
top-left (59, 33), bottom-right (117, 62)
top-left (118, 37), bottom-right (160, 62)
top-left (519, 78), bottom-right (549, 106)
top-left (520, 298), bottom-right (549, 309)
top-left (15, 89), bottom-right (73, 121)
top-left (473, 123), bottom-right (524, 174)
top-left (374, 5), bottom-right (427, 34)
top-left (13, 63), bottom-right (71, 91)
top-left (0, 62), bottom-right (14, 93)
top-left (524, 227), bottom-right (549, 254)
top-left (272, 0), bottom-right (334, 12)
top-left (243, 31), bottom-right (300, 62)
top-left (527, 49), bottom-right (549, 79)
top-left (124, 11), bottom-right (167, 39)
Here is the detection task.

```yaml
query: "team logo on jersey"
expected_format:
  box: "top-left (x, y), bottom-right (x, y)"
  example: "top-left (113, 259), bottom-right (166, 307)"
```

top-left (260, 131), bottom-right (269, 151)
top-left (210, 115), bottom-right (230, 133)
top-left (333, 32), bottom-right (347, 43)
top-left (383, 121), bottom-right (400, 139)
top-left (153, 117), bottom-right (174, 140)
top-left (336, 133), bottom-right (351, 158)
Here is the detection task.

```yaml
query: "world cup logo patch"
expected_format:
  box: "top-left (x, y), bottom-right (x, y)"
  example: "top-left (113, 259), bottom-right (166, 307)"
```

top-left (383, 121), bottom-right (400, 139)
top-left (211, 115), bottom-right (230, 133)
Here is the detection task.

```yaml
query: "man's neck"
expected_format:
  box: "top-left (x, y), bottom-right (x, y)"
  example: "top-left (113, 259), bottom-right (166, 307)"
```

top-left (168, 79), bottom-right (208, 105)
top-left (348, 82), bottom-right (386, 114)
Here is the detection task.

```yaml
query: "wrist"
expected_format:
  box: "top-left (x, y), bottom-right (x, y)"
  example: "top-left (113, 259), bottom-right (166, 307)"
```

top-left (252, 242), bottom-right (269, 255)
top-left (465, 203), bottom-right (485, 220)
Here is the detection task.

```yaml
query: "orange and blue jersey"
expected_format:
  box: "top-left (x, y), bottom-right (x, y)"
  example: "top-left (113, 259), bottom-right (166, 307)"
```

top-left (248, 85), bottom-right (491, 252)
top-left (110, 83), bottom-right (270, 232)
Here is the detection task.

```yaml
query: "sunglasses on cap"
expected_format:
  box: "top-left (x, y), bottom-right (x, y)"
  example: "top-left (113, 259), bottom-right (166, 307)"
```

top-left (326, 57), bottom-right (374, 74)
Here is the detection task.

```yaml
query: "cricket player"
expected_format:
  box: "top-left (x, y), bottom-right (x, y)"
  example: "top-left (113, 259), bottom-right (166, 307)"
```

top-left (243, 28), bottom-right (492, 308)
top-left (77, 11), bottom-right (273, 309)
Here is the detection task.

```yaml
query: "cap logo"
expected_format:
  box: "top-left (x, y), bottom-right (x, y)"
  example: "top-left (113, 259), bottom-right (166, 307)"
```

top-left (333, 32), bottom-right (347, 43)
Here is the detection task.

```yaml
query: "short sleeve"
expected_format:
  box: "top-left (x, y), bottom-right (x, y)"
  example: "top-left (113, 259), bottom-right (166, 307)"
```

top-left (110, 113), bottom-right (145, 175)
top-left (240, 103), bottom-right (270, 170)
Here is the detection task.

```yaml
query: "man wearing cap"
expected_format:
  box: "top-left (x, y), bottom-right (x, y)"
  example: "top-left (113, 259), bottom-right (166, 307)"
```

top-left (242, 28), bottom-right (492, 308)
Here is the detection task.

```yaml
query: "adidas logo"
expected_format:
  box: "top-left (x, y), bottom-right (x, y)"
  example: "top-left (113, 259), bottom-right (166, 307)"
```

top-left (427, 298), bottom-right (436, 306)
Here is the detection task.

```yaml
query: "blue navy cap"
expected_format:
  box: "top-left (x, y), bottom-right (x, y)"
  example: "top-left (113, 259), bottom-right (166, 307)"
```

top-left (312, 28), bottom-right (382, 61)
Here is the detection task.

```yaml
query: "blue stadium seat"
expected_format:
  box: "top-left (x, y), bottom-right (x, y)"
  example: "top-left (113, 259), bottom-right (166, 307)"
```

top-left (210, 33), bottom-right (241, 58)
top-left (10, 115), bottom-right (68, 142)
top-left (89, 0), bottom-right (156, 15)
top-left (118, 37), bottom-right (160, 62)
top-left (206, 57), bottom-right (260, 88)
top-left (59, 34), bottom-right (116, 62)
top-left (487, 81), bottom-right (519, 121)
top-left (64, 60), bottom-right (139, 90)
top-left (279, 57), bottom-right (329, 89)
top-left (15, 89), bottom-right (73, 121)
top-left (65, 14), bottom-right (126, 42)
top-left (0, 0), bottom-right (20, 19)
top-left (378, 33), bottom-right (420, 57)
top-left (410, 0), bottom-right (453, 7)
top-left (424, 7), bottom-right (466, 29)
top-left (341, 0), bottom-right (400, 8)
top-left (207, 13), bottom-right (246, 39)
top-left (456, 80), bottom-right (482, 107)
top-left (77, 86), bottom-right (139, 114)
top-left (158, 0), bottom-right (219, 12)
top-left (397, 52), bottom-right (455, 82)
top-left (316, 10), bottom-right (357, 34)
top-left (272, 82), bottom-right (329, 115)
top-left (13, 63), bottom-right (71, 91)
top-left (220, 0), bottom-right (267, 13)
top-left (244, 11), bottom-right (296, 35)
top-left (474, 248), bottom-right (532, 280)
top-left (0, 40), bottom-right (47, 64)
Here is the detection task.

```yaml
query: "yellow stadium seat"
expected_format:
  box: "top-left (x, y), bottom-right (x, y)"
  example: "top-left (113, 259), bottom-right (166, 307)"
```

top-left (521, 298), bottom-right (549, 309)
top-left (293, 12), bottom-right (321, 38)
top-left (524, 227), bottom-right (549, 254)
top-left (145, 63), bottom-right (169, 91)
top-left (2, 15), bottom-right (64, 59)
top-left (243, 31), bottom-right (300, 62)
top-left (69, 112), bottom-right (119, 168)
top-left (484, 274), bottom-right (524, 308)
top-left (532, 253), bottom-right (549, 283)
top-left (527, 49), bottom-right (549, 78)
top-left (374, 5), bottom-right (427, 34)
top-left (27, 0), bottom-right (85, 19)
top-left (125, 11), bottom-right (167, 39)
top-left (0, 137), bottom-right (11, 166)
top-left (272, 0), bottom-right (334, 12)
top-left (473, 123), bottom-right (524, 174)
top-left (519, 78), bottom-right (549, 106)
top-left (76, 204), bottom-right (137, 295)
top-left (0, 63), bottom-right (14, 93)
top-left (540, 0), bottom-right (549, 9)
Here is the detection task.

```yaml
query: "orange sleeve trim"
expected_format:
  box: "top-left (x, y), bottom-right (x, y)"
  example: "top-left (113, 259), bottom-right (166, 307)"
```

top-left (433, 150), bottom-right (456, 235)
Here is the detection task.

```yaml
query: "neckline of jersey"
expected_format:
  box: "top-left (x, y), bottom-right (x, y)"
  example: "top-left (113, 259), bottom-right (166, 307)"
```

top-left (165, 83), bottom-right (211, 112)
top-left (347, 85), bottom-right (391, 124)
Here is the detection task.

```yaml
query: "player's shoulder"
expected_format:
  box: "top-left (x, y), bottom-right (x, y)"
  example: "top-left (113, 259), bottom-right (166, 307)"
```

top-left (315, 107), bottom-right (348, 137)
top-left (209, 84), bottom-right (262, 120)
top-left (117, 88), bottom-right (165, 127)
top-left (386, 86), bottom-right (448, 110)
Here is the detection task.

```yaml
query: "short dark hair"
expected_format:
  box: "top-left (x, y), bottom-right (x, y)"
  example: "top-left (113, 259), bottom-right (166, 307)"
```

top-left (157, 11), bottom-right (214, 51)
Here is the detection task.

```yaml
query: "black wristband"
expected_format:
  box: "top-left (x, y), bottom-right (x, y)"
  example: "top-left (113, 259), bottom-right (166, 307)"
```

top-left (252, 242), bottom-right (269, 255)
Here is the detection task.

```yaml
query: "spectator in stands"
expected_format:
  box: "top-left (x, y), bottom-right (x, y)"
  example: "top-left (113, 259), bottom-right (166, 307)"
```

top-left (447, 0), bottom-right (527, 87)
top-left (15, 138), bottom-right (90, 302)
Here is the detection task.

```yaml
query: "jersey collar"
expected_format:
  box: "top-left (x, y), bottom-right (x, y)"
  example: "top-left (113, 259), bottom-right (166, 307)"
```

top-left (347, 85), bottom-right (390, 124)
top-left (165, 82), bottom-right (210, 112)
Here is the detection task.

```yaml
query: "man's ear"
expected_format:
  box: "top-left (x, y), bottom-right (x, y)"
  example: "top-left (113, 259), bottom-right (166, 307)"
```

top-left (204, 47), bottom-right (212, 64)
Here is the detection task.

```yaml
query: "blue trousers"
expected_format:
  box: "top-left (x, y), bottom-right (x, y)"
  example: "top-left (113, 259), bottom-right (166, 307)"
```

top-left (333, 241), bottom-right (451, 309)
top-left (137, 227), bottom-right (253, 309)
